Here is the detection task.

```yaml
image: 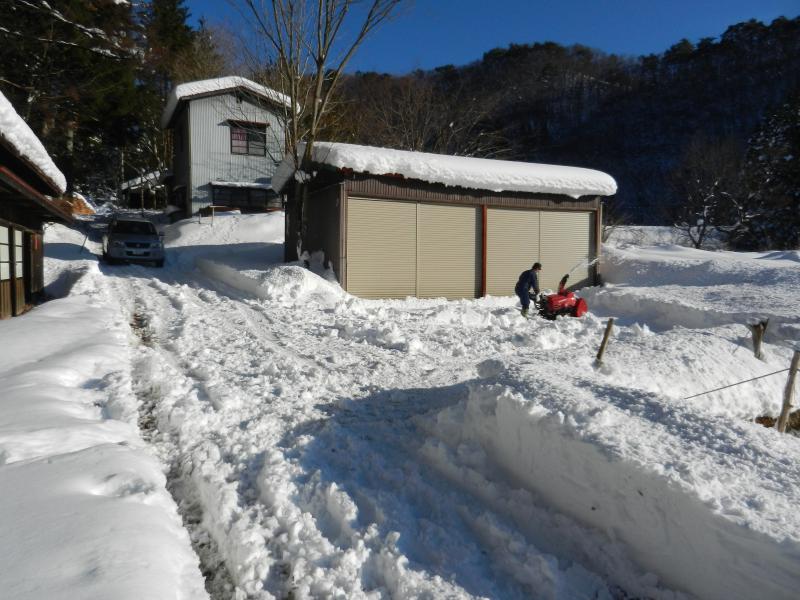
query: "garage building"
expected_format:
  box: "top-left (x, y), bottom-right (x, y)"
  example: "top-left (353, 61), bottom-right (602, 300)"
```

top-left (274, 142), bottom-right (617, 299)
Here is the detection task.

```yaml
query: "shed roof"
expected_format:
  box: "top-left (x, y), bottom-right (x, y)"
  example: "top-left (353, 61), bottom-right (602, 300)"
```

top-left (272, 142), bottom-right (617, 199)
top-left (0, 90), bottom-right (66, 195)
top-left (161, 76), bottom-right (291, 128)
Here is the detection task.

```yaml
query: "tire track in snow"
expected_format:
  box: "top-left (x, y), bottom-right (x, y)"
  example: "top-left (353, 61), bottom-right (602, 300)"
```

top-left (113, 272), bottom-right (406, 597)
top-left (111, 274), bottom-right (238, 599)
top-left (105, 262), bottom-right (665, 599)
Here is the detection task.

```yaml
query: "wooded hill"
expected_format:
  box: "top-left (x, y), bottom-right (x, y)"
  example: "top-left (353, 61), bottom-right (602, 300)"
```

top-left (337, 16), bottom-right (800, 238)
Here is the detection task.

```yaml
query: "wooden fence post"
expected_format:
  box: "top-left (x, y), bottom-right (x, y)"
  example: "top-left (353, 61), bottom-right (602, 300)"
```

top-left (747, 318), bottom-right (769, 360)
top-left (777, 350), bottom-right (800, 433)
top-left (595, 318), bottom-right (615, 365)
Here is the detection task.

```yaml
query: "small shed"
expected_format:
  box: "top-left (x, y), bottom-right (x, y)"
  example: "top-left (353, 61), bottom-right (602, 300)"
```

top-left (273, 142), bottom-right (617, 299)
top-left (0, 91), bottom-right (72, 318)
top-left (119, 170), bottom-right (165, 209)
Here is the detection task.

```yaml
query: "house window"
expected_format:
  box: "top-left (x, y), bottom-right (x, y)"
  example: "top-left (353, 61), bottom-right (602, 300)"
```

top-left (0, 225), bottom-right (9, 281)
top-left (230, 121), bottom-right (267, 156)
top-left (212, 186), bottom-right (277, 212)
top-left (13, 229), bottom-right (22, 278)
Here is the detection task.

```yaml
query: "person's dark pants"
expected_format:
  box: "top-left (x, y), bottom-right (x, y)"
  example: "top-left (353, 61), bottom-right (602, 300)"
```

top-left (516, 288), bottom-right (530, 311)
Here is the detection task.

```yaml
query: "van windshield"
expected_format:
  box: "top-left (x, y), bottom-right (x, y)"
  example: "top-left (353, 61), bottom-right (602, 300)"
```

top-left (113, 220), bottom-right (156, 235)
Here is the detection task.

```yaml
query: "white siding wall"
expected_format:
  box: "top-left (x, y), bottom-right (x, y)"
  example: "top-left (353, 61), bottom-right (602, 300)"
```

top-left (188, 94), bottom-right (284, 214)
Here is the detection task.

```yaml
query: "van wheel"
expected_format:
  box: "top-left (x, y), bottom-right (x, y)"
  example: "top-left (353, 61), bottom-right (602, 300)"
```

top-left (154, 259), bottom-right (164, 268)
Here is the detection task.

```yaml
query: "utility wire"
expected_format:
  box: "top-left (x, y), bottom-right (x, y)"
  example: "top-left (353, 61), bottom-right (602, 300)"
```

top-left (684, 368), bottom-right (789, 400)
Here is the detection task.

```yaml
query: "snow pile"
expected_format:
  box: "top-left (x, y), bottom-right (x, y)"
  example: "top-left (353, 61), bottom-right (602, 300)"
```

top-left (198, 261), bottom-right (344, 307)
top-left (0, 263), bottom-right (206, 599)
top-left (0, 90), bottom-right (66, 193)
top-left (161, 76), bottom-right (291, 127)
top-left (164, 211), bottom-right (283, 249)
top-left (163, 212), bottom-right (284, 270)
top-left (421, 373), bottom-right (800, 600)
top-left (272, 141), bottom-right (617, 198)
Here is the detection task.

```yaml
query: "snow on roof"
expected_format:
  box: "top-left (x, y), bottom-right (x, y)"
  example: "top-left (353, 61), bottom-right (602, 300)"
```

top-left (161, 76), bottom-right (291, 128)
top-left (0, 90), bottom-right (66, 194)
top-left (120, 170), bottom-right (162, 191)
top-left (210, 180), bottom-right (272, 190)
top-left (272, 142), bottom-right (617, 199)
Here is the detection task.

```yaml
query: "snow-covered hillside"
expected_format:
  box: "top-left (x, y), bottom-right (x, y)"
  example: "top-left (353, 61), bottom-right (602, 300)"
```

top-left (1, 216), bottom-right (798, 600)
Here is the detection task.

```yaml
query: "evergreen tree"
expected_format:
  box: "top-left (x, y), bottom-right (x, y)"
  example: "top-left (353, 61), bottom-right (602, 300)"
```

top-left (732, 95), bottom-right (800, 249)
top-left (0, 0), bottom-right (138, 194)
top-left (138, 0), bottom-right (195, 99)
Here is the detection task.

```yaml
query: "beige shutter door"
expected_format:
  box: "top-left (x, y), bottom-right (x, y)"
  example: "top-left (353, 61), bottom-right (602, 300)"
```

top-left (346, 197), bottom-right (416, 298)
top-left (486, 208), bottom-right (541, 296)
top-left (538, 211), bottom-right (594, 290)
top-left (417, 203), bottom-right (480, 299)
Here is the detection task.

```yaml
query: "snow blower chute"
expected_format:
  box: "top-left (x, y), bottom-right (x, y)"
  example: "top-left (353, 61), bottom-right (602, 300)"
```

top-left (535, 274), bottom-right (588, 319)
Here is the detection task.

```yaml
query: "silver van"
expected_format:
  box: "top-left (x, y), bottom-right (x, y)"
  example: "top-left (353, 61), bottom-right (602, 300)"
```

top-left (102, 217), bottom-right (165, 267)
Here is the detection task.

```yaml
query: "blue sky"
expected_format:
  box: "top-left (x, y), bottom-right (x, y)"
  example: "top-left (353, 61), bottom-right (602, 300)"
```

top-left (188, 0), bottom-right (800, 73)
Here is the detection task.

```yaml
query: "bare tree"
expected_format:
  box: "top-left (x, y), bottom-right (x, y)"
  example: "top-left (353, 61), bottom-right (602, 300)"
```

top-left (668, 135), bottom-right (742, 249)
top-left (600, 196), bottom-right (631, 243)
top-left (341, 72), bottom-right (508, 158)
top-left (239, 0), bottom-right (405, 259)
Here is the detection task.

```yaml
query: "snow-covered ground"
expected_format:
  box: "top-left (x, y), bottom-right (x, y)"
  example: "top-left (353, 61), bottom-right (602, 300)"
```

top-left (2, 217), bottom-right (799, 600)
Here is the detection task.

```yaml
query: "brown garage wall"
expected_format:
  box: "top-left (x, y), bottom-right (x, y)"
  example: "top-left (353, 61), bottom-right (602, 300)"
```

top-left (302, 182), bottom-right (343, 278)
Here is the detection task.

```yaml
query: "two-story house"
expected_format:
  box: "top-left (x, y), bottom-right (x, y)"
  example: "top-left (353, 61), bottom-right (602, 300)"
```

top-left (161, 76), bottom-right (290, 217)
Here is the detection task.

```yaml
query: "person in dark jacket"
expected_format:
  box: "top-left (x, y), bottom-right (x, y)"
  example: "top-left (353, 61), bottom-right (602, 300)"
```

top-left (515, 262), bottom-right (542, 316)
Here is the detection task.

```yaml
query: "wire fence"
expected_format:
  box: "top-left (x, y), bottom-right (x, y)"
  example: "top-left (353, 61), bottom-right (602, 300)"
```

top-left (594, 318), bottom-right (797, 408)
top-left (683, 368), bottom-right (790, 400)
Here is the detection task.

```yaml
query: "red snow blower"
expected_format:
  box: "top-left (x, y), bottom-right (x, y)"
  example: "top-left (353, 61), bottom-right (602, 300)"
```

top-left (535, 274), bottom-right (588, 319)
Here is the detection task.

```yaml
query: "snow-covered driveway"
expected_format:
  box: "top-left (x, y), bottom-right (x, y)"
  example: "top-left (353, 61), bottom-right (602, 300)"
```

top-left (5, 213), bottom-right (800, 600)
top-left (103, 248), bottom-right (648, 599)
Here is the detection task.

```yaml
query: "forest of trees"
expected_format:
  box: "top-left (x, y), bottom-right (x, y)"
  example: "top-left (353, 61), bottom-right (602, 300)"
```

top-left (334, 16), bottom-right (800, 249)
top-left (0, 2), bottom-right (797, 250)
top-left (0, 0), bottom-right (230, 197)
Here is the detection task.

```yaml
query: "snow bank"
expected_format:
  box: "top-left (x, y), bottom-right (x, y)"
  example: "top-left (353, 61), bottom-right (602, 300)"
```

top-left (0, 90), bottom-right (66, 193)
top-left (423, 373), bottom-right (800, 600)
top-left (585, 243), bottom-right (800, 342)
top-left (161, 76), bottom-right (291, 128)
top-left (163, 211), bottom-right (284, 271)
top-left (197, 260), bottom-right (344, 307)
top-left (164, 211), bottom-right (283, 249)
top-left (0, 281), bottom-right (206, 599)
top-left (273, 141), bottom-right (617, 198)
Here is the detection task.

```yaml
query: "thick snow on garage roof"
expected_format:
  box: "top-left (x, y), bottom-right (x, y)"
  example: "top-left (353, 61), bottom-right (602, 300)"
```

top-left (0, 91), bottom-right (66, 194)
top-left (161, 76), bottom-right (291, 128)
top-left (273, 142), bottom-right (617, 198)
